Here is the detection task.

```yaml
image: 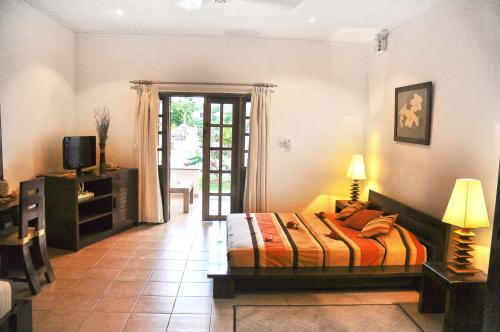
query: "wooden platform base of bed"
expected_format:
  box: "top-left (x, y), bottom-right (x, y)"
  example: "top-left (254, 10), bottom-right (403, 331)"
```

top-left (208, 265), bottom-right (422, 298)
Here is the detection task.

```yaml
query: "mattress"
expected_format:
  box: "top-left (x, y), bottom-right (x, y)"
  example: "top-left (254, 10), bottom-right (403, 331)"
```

top-left (227, 212), bottom-right (426, 268)
top-left (0, 280), bottom-right (11, 319)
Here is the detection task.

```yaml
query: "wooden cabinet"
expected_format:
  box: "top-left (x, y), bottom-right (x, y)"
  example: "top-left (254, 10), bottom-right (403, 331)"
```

top-left (45, 168), bottom-right (138, 251)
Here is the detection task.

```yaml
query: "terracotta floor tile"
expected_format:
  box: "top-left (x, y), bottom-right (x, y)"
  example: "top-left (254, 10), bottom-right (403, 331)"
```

top-left (123, 313), bottom-right (170, 332)
top-left (113, 241), bottom-right (142, 250)
top-left (78, 247), bottom-right (110, 258)
top-left (161, 251), bottom-right (190, 260)
top-left (125, 259), bottom-right (158, 269)
top-left (133, 250), bottom-right (164, 260)
top-left (54, 266), bottom-right (90, 280)
top-left (96, 257), bottom-right (130, 269)
top-left (65, 256), bottom-right (100, 268)
top-left (93, 295), bottom-right (139, 313)
top-left (210, 314), bottom-right (233, 332)
top-left (167, 314), bottom-right (210, 332)
top-left (140, 242), bottom-right (170, 251)
top-left (52, 293), bottom-right (101, 311)
top-left (38, 278), bottom-right (79, 293)
top-left (116, 269), bottom-right (153, 281)
top-left (150, 270), bottom-right (184, 282)
top-left (50, 255), bottom-right (74, 269)
top-left (173, 297), bottom-right (212, 314)
top-left (85, 267), bottom-right (121, 281)
top-left (70, 277), bottom-right (112, 295)
top-left (104, 248), bottom-right (136, 259)
top-left (185, 260), bottom-right (209, 271)
top-left (188, 251), bottom-right (209, 261)
top-left (133, 295), bottom-right (176, 314)
top-left (178, 283), bottom-right (212, 297)
top-left (182, 271), bottom-right (209, 283)
top-left (35, 310), bottom-right (89, 332)
top-left (32, 310), bottom-right (50, 327)
top-left (105, 280), bottom-right (146, 298)
top-left (155, 259), bottom-right (186, 271)
top-left (78, 312), bottom-right (129, 332)
top-left (85, 239), bottom-right (116, 249)
top-left (31, 292), bottom-right (60, 311)
top-left (142, 282), bottom-right (180, 297)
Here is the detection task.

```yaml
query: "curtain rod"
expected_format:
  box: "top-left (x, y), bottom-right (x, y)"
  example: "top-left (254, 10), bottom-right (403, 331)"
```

top-left (129, 80), bottom-right (277, 88)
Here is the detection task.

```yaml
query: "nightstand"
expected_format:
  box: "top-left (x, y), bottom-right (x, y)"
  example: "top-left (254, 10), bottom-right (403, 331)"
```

top-left (335, 200), bottom-right (350, 212)
top-left (419, 262), bottom-right (487, 332)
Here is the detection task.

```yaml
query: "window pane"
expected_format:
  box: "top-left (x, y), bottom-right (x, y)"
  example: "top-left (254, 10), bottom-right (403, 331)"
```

top-left (209, 196), bottom-right (219, 216)
top-left (244, 152), bottom-right (248, 167)
top-left (222, 127), bottom-right (232, 148)
top-left (158, 117), bottom-right (163, 132)
top-left (246, 102), bottom-right (251, 117)
top-left (210, 128), bottom-right (220, 147)
top-left (210, 150), bottom-right (219, 171)
top-left (210, 173), bottom-right (220, 193)
top-left (158, 133), bottom-right (162, 148)
top-left (211, 104), bottom-right (220, 124)
top-left (222, 151), bottom-right (231, 171)
top-left (245, 136), bottom-right (249, 151)
top-left (245, 119), bottom-right (250, 133)
top-left (221, 196), bottom-right (231, 216)
top-left (158, 150), bottom-right (162, 165)
top-left (159, 100), bottom-right (163, 115)
top-left (223, 104), bottom-right (233, 124)
top-left (222, 174), bottom-right (231, 194)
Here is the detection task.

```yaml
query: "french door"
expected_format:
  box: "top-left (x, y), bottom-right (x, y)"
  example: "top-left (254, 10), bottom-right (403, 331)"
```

top-left (202, 97), bottom-right (247, 221)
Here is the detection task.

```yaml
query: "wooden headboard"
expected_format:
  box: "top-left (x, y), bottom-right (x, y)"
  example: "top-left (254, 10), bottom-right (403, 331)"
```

top-left (368, 190), bottom-right (450, 262)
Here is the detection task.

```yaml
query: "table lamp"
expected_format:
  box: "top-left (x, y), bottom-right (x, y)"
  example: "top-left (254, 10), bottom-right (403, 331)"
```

top-left (346, 154), bottom-right (366, 202)
top-left (442, 178), bottom-right (490, 274)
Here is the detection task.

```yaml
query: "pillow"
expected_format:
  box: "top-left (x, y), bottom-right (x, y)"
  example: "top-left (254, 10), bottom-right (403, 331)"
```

top-left (358, 214), bottom-right (399, 238)
top-left (326, 229), bottom-right (342, 240)
top-left (336, 201), bottom-right (369, 220)
top-left (343, 209), bottom-right (383, 230)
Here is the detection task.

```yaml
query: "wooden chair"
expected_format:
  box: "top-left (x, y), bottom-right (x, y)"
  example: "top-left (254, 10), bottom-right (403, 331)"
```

top-left (0, 178), bottom-right (54, 294)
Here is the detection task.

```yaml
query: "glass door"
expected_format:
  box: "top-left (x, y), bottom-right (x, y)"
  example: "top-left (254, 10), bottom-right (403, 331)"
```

top-left (202, 97), bottom-right (242, 220)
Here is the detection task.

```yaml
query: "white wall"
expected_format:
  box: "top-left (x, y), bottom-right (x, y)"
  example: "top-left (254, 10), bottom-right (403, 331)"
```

top-left (365, 0), bottom-right (500, 272)
top-left (0, 0), bottom-right (76, 188)
top-left (76, 34), bottom-right (370, 212)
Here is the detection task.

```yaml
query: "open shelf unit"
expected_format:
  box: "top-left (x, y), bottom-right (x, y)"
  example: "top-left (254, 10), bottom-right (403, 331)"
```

top-left (45, 168), bottom-right (138, 250)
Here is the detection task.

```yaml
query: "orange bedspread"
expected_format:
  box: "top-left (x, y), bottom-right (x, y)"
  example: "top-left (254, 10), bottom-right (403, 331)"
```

top-left (227, 212), bottom-right (426, 268)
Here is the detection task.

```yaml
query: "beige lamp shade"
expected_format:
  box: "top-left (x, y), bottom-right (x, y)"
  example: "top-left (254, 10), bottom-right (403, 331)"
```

top-left (346, 154), bottom-right (366, 180)
top-left (442, 179), bottom-right (490, 229)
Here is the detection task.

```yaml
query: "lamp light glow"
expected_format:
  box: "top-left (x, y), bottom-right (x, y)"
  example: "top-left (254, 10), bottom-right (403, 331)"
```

top-left (346, 155), bottom-right (366, 201)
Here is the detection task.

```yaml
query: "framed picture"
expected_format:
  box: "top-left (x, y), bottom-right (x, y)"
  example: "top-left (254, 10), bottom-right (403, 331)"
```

top-left (394, 81), bottom-right (433, 145)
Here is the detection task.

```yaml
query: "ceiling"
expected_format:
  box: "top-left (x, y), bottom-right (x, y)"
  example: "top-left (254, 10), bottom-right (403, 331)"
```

top-left (25, 0), bottom-right (441, 42)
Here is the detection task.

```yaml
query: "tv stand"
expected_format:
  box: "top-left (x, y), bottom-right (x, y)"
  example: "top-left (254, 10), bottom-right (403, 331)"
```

top-left (44, 168), bottom-right (138, 250)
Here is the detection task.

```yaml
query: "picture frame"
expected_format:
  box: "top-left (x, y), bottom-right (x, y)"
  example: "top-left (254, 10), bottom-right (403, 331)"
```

top-left (394, 81), bottom-right (433, 145)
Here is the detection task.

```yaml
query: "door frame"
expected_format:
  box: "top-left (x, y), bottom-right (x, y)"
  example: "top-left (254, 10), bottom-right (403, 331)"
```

top-left (158, 92), bottom-right (250, 221)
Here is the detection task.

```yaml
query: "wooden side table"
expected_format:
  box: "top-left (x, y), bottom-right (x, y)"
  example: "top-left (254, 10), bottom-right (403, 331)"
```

top-left (335, 200), bottom-right (349, 212)
top-left (419, 262), bottom-right (487, 332)
top-left (170, 181), bottom-right (194, 213)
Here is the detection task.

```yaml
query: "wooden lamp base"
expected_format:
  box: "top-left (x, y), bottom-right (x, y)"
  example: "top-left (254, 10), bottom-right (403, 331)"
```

top-left (447, 228), bottom-right (480, 274)
top-left (349, 180), bottom-right (360, 202)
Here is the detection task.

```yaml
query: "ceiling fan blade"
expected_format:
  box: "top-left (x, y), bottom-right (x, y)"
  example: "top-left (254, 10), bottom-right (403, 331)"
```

top-left (241, 0), bottom-right (303, 8)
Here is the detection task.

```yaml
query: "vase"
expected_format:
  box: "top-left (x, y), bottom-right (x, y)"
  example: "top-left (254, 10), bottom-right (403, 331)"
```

top-left (99, 143), bottom-right (106, 171)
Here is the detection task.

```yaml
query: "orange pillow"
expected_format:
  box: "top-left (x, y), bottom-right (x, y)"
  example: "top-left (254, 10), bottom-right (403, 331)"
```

top-left (358, 214), bottom-right (399, 238)
top-left (326, 229), bottom-right (342, 240)
top-left (336, 201), bottom-right (370, 220)
top-left (343, 209), bottom-right (383, 230)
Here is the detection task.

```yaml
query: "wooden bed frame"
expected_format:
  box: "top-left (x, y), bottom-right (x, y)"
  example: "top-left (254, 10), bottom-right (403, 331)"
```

top-left (208, 190), bottom-right (450, 298)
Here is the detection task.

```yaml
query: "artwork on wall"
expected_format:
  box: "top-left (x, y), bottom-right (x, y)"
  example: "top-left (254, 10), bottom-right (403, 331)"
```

top-left (394, 81), bottom-right (433, 145)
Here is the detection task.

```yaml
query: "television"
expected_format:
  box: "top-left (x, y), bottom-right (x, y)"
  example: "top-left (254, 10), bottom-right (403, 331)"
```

top-left (63, 136), bottom-right (96, 174)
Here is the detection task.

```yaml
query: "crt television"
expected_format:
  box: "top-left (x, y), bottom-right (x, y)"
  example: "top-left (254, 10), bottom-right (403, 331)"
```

top-left (63, 136), bottom-right (96, 174)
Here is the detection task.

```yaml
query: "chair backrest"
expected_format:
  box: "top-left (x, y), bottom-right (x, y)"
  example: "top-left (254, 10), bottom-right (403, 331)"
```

top-left (19, 177), bottom-right (45, 239)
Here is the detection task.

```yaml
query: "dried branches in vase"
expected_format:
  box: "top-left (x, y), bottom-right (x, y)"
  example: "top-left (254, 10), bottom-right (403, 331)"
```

top-left (94, 106), bottom-right (111, 171)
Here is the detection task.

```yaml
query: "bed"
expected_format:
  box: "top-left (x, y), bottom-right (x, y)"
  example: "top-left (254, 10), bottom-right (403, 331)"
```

top-left (208, 191), bottom-right (450, 298)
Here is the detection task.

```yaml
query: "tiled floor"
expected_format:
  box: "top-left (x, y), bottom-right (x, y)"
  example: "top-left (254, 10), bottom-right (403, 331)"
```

top-left (13, 196), bottom-right (420, 332)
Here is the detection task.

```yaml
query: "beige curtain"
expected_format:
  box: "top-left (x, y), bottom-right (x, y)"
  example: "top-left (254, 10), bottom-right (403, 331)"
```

top-left (134, 84), bottom-right (164, 223)
top-left (243, 86), bottom-right (271, 212)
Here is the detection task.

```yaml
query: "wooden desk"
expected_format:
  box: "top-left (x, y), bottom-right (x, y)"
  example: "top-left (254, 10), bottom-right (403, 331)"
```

top-left (419, 262), bottom-right (487, 332)
top-left (170, 181), bottom-right (194, 213)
